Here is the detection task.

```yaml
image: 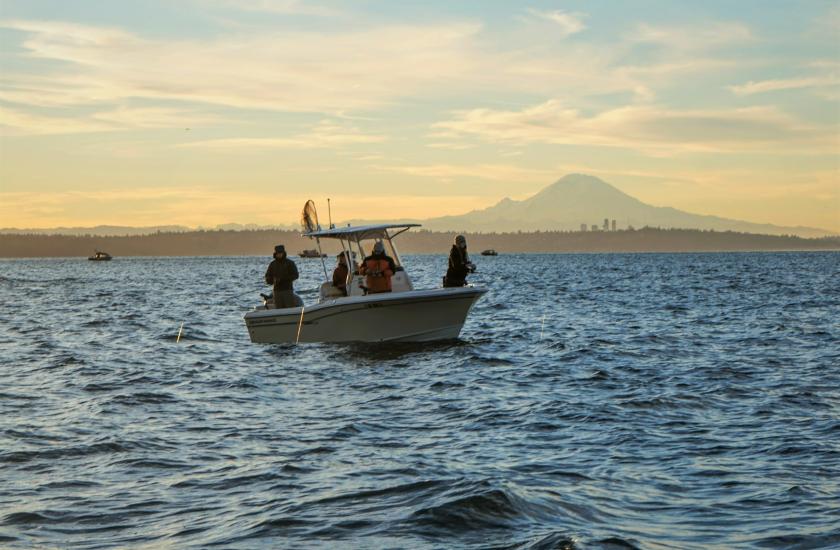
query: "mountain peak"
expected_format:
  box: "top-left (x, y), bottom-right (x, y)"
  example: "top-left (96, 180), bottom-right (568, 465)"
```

top-left (529, 173), bottom-right (634, 204)
top-left (419, 173), bottom-right (832, 237)
top-left (557, 173), bottom-right (611, 186)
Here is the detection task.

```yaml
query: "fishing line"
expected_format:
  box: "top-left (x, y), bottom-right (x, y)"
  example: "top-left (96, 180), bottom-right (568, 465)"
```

top-left (539, 313), bottom-right (546, 341)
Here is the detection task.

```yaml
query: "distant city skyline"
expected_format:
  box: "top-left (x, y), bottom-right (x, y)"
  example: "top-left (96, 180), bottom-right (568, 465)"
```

top-left (1, 1), bottom-right (838, 231)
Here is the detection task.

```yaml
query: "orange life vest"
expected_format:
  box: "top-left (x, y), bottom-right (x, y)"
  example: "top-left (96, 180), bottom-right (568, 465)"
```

top-left (361, 257), bottom-right (393, 293)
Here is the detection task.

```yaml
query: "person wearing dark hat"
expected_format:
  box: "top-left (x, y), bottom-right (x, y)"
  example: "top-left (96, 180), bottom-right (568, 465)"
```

top-left (443, 234), bottom-right (475, 287)
top-left (264, 244), bottom-right (301, 308)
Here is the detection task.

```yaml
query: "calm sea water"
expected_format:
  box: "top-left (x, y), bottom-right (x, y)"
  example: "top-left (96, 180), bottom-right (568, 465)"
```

top-left (1, 252), bottom-right (839, 549)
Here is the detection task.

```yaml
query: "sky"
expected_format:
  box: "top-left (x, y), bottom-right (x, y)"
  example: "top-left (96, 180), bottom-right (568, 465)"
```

top-left (0, 0), bottom-right (838, 231)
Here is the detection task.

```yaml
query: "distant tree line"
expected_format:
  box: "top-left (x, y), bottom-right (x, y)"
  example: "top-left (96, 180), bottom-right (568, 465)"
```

top-left (0, 227), bottom-right (838, 258)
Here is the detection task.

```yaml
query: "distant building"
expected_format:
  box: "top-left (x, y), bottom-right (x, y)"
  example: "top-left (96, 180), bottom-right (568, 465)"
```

top-left (603, 218), bottom-right (609, 231)
top-left (611, 219), bottom-right (617, 231)
top-left (580, 224), bottom-right (587, 232)
top-left (591, 224), bottom-right (599, 231)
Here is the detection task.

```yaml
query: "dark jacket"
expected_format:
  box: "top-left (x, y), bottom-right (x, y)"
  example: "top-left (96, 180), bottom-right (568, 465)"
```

top-left (265, 257), bottom-right (299, 292)
top-left (332, 263), bottom-right (349, 295)
top-left (444, 245), bottom-right (470, 287)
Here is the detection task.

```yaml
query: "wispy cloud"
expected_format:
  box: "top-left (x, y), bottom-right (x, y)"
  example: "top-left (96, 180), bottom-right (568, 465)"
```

top-left (0, 104), bottom-right (219, 135)
top-left (0, 106), bottom-right (114, 135)
top-left (0, 19), bottom-right (482, 116)
top-left (209, 0), bottom-right (341, 17)
top-left (525, 8), bottom-right (586, 37)
top-left (0, 187), bottom-right (494, 227)
top-left (433, 100), bottom-right (838, 155)
top-left (180, 120), bottom-right (384, 149)
top-left (730, 75), bottom-right (840, 96)
top-left (630, 21), bottom-right (753, 50)
top-left (425, 142), bottom-right (476, 150)
top-left (370, 162), bottom-right (554, 183)
top-left (0, 16), bottom-right (752, 124)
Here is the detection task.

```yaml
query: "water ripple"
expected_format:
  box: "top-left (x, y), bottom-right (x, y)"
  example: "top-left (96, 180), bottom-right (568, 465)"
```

top-left (1, 252), bottom-right (838, 548)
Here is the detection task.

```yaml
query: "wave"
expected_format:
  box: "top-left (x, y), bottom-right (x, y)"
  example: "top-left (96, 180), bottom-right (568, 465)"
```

top-left (110, 458), bottom-right (191, 470)
top-left (170, 470), bottom-right (294, 491)
top-left (0, 441), bottom-right (130, 465)
top-left (487, 531), bottom-right (578, 550)
top-left (109, 392), bottom-right (179, 405)
top-left (407, 482), bottom-right (556, 534)
top-left (3, 511), bottom-right (55, 525)
top-left (750, 529), bottom-right (840, 549)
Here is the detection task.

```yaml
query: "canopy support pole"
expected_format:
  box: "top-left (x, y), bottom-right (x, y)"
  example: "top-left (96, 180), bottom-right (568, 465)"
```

top-left (316, 237), bottom-right (328, 280)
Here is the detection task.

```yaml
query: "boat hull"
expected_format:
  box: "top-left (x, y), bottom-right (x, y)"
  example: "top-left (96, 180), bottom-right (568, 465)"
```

top-left (244, 287), bottom-right (486, 343)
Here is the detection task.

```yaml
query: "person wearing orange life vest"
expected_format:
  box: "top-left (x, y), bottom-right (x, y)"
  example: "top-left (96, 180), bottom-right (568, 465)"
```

top-left (360, 241), bottom-right (396, 293)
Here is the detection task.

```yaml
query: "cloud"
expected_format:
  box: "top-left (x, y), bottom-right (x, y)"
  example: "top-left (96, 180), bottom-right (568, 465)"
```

top-left (729, 75), bottom-right (840, 96)
top-left (0, 16), bottom-right (752, 126)
top-left (0, 105), bottom-right (219, 135)
top-left (369, 162), bottom-right (554, 183)
top-left (0, 106), bottom-right (115, 135)
top-left (629, 21), bottom-right (753, 50)
top-left (0, 19), bottom-right (483, 116)
top-left (0, 187), bottom-right (495, 227)
top-left (425, 142), bottom-right (476, 150)
top-left (210, 0), bottom-right (341, 17)
top-left (433, 100), bottom-right (838, 155)
top-left (180, 120), bottom-right (385, 149)
top-left (525, 9), bottom-right (586, 37)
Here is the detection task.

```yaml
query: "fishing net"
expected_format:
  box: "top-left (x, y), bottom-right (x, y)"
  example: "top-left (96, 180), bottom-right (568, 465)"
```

top-left (300, 200), bottom-right (320, 233)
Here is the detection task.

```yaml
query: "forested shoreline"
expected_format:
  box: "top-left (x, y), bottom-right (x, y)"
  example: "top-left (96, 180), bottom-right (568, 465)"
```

top-left (1, 227), bottom-right (838, 258)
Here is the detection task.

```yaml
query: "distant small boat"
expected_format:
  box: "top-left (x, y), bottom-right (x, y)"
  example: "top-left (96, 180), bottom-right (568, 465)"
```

top-left (88, 251), bottom-right (112, 261)
top-left (481, 249), bottom-right (498, 256)
top-left (299, 249), bottom-right (327, 258)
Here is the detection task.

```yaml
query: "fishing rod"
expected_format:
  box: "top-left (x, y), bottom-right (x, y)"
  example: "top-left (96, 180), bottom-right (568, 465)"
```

top-left (228, 287), bottom-right (263, 301)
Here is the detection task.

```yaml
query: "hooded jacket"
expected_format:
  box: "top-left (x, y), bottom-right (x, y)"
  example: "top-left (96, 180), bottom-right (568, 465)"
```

top-left (265, 256), bottom-right (299, 292)
top-left (445, 245), bottom-right (470, 286)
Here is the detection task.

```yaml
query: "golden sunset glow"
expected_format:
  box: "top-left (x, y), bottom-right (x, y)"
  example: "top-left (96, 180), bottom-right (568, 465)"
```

top-left (1, 1), bottom-right (838, 232)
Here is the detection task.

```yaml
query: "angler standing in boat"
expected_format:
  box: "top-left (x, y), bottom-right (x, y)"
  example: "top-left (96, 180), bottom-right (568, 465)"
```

top-left (360, 241), bottom-right (395, 293)
top-left (265, 245), bottom-right (302, 308)
top-left (444, 234), bottom-right (476, 287)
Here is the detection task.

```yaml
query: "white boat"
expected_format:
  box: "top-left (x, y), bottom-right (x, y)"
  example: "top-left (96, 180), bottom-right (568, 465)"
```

top-left (244, 222), bottom-right (486, 343)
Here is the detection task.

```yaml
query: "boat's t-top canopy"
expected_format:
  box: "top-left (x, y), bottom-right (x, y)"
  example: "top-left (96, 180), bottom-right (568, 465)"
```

top-left (298, 200), bottom-right (417, 280)
top-left (303, 223), bottom-right (420, 241)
